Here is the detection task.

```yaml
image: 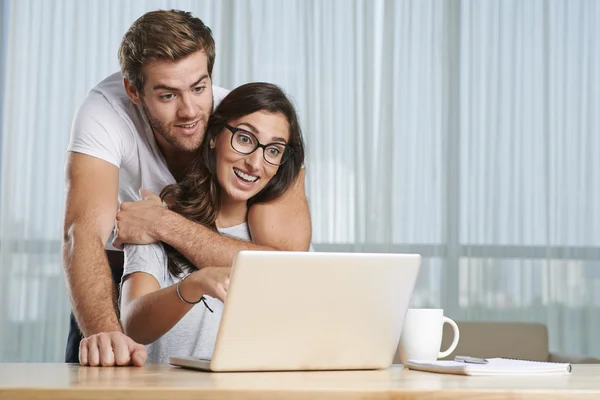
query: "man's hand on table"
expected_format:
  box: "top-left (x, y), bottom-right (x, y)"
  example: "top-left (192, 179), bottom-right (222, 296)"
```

top-left (79, 331), bottom-right (147, 367)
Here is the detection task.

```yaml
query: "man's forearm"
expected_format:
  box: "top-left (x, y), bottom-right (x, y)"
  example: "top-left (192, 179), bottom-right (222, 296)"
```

top-left (157, 212), bottom-right (273, 269)
top-left (63, 227), bottom-right (122, 336)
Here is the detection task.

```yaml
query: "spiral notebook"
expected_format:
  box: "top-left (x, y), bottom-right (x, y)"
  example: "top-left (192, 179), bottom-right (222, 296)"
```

top-left (405, 358), bottom-right (572, 376)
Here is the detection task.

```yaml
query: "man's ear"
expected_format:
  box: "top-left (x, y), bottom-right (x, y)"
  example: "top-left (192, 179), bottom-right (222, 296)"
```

top-left (123, 77), bottom-right (142, 105)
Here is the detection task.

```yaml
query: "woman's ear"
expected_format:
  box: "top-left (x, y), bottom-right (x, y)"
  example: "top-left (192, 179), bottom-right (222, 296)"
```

top-left (209, 139), bottom-right (216, 149)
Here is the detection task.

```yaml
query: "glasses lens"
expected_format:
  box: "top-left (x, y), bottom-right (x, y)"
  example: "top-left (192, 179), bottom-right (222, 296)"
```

top-left (264, 144), bottom-right (288, 165)
top-left (232, 131), bottom-right (256, 154)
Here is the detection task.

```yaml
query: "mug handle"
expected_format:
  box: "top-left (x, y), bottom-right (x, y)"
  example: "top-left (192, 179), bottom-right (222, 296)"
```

top-left (438, 317), bottom-right (460, 358)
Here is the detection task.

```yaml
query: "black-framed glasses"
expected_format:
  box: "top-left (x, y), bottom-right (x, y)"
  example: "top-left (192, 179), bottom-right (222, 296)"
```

top-left (224, 124), bottom-right (293, 166)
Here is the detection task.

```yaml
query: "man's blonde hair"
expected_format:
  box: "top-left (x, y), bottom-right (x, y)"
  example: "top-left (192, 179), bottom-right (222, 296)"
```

top-left (118, 9), bottom-right (215, 92)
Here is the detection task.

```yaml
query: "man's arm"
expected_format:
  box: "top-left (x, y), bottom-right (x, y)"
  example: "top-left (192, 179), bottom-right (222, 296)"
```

top-left (64, 152), bottom-right (147, 367)
top-left (247, 169), bottom-right (312, 250)
top-left (113, 170), bottom-right (312, 269)
top-left (156, 213), bottom-right (272, 268)
top-left (63, 152), bottom-right (121, 335)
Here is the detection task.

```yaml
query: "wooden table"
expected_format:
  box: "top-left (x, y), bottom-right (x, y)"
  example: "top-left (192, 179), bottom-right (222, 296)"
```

top-left (1, 363), bottom-right (599, 400)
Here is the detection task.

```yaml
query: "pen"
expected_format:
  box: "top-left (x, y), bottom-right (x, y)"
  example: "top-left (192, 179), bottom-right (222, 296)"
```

top-left (454, 355), bottom-right (489, 364)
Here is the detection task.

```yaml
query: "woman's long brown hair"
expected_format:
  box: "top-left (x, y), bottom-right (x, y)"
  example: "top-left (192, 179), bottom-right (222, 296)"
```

top-left (160, 82), bottom-right (305, 276)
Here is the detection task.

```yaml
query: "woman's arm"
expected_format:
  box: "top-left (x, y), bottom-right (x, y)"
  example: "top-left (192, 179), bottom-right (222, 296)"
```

top-left (120, 267), bottom-right (230, 345)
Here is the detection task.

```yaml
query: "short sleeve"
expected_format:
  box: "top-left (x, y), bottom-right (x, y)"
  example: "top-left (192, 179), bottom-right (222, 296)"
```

top-left (68, 91), bottom-right (133, 168)
top-left (122, 243), bottom-right (169, 287)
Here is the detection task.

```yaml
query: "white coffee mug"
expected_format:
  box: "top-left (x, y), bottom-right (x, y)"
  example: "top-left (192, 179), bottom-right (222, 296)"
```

top-left (398, 308), bottom-right (460, 366)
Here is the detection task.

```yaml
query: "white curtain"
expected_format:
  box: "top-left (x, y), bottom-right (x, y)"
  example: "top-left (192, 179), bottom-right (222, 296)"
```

top-left (457, 0), bottom-right (600, 357)
top-left (0, 0), bottom-right (598, 362)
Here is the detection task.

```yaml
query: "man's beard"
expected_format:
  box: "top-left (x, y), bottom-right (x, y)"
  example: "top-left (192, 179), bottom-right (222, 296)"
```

top-left (141, 99), bottom-right (213, 153)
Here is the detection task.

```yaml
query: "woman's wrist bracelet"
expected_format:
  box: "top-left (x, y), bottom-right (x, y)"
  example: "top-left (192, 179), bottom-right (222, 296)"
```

top-left (176, 273), bottom-right (214, 313)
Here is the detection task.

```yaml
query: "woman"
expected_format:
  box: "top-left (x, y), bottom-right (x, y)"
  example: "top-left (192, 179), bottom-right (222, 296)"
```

top-left (119, 82), bottom-right (306, 363)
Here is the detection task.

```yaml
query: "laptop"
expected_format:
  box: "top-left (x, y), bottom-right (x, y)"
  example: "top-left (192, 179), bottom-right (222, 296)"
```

top-left (169, 250), bottom-right (421, 372)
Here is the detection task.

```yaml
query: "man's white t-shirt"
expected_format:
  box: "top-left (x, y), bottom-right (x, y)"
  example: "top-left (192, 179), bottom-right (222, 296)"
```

top-left (67, 72), bottom-right (229, 249)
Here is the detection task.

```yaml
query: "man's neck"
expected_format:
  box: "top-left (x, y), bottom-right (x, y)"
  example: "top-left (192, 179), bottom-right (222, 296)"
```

top-left (164, 153), bottom-right (195, 182)
top-left (154, 135), bottom-right (195, 182)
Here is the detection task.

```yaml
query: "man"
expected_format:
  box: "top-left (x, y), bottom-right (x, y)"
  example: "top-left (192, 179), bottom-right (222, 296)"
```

top-left (63, 9), bottom-right (311, 367)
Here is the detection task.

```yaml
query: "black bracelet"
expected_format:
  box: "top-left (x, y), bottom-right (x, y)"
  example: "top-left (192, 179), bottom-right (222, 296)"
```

top-left (176, 273), bottom-right (213, 313)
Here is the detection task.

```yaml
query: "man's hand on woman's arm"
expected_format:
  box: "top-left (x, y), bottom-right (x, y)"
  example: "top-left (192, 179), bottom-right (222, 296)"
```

top-left (63, 152), bottom-right (147, 367)
top-left (112, 169), bottom-right (311, 269)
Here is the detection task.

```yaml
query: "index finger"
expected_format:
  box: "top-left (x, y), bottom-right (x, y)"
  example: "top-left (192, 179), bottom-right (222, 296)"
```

top-left (131, 344), bottom-right (148, 367)
top-left (214, 286), bottom-right (227, 303)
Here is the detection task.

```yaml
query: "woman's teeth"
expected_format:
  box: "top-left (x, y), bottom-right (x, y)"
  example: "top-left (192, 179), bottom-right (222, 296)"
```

top-left (234, 168), bottom-right (258, 182)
